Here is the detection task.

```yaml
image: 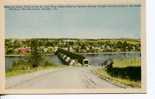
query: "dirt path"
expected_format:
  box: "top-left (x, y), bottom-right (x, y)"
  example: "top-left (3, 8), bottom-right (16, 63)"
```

top-left (6, 66), bottom-right (120, 89)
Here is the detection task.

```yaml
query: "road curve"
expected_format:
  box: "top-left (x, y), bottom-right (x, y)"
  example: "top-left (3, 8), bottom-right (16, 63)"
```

top-left (6, 66), bottom-right (120, 89)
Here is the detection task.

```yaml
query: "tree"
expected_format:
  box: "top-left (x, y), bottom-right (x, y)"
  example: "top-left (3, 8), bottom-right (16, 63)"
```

top-left (29, 39), bottom-right (43, 68)
top-left (122, 41), bottom-right (128, 51)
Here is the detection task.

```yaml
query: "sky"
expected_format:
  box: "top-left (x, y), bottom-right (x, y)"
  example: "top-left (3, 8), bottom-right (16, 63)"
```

top-left (5, 6), bottom-right (141, 39)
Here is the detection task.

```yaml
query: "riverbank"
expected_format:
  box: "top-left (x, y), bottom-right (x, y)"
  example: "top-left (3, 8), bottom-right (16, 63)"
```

top-left (95, 68), bottom-right (141, 88)
top-left (6, 65), bottom-right (65, 77)
top-left (94, 58), bottom-right (141, 88)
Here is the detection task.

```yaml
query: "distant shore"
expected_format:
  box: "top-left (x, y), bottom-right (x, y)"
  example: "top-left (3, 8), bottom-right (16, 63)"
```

top-left (5, 51), bottom-right (141, 57)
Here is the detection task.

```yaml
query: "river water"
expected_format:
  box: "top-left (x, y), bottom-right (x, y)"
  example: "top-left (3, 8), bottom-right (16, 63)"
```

top-left (5, 52), bottom-right (141, 71)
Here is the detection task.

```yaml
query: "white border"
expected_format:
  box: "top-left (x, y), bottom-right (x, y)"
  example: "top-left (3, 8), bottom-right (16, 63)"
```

top-left (0, 0), bottom-right (147, 94)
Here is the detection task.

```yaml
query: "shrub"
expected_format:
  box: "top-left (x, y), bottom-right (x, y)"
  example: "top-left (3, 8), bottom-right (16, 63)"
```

top-left (12, 60), bottom-right (31, 70)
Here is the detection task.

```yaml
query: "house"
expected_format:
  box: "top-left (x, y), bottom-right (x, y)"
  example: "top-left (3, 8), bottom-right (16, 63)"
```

top-left (18, 47), bottom-right (31, 54)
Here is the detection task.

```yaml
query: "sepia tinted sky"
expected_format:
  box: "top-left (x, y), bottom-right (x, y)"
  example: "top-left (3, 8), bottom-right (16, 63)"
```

top-left (5, 6), bottom-right (140, 39)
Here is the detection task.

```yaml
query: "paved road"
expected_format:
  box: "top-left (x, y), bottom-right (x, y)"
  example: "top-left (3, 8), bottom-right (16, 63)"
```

top-left (6, 66), bottom-right (120, 89)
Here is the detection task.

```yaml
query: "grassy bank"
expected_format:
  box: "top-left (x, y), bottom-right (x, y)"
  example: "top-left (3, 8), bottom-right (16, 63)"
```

top-left (113, 58), bottom-right (141, 68)
top-left (6, 59), bottom-right (64, 77)
top-left (95, 58), bottom-right (141, 88)
top-left (6, 65), bottom-right (61, 77)
top-left (95, 68), bottom-right (141, 88)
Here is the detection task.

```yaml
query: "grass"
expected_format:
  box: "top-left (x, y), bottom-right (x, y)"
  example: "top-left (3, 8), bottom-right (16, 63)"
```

top-left (113, 58), bottom-right (141, 68)
top-left (6, 58), bottom-right (63, 77)
top-left (95, 58), bottom-right (141, 88)
top-left (6, 65), bottom-right (63, 77)
top-left (95, 68), bottom-right (141, 88)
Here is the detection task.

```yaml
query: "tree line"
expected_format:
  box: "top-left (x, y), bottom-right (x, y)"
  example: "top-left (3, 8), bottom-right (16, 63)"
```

top-left (5, 38), bottom-right (141, 55)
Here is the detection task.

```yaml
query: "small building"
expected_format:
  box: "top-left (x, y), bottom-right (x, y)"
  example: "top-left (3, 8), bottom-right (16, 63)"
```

top-left (18, 47), bottom-right (31, 54)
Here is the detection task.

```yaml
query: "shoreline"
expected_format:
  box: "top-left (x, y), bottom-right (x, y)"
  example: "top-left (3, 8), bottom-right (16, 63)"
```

top-left (5, 51), bottom-right (141, 57)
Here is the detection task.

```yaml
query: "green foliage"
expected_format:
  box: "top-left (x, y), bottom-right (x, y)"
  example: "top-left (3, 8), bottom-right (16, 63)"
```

top-left (6, 64), bottom-right (56, 77)
top-left (106, 66), bottom-right (141, 81)
top-left (43, 60), bottom-right (55, 66)
top-left (6, 48), bottom-right (14, 54)
top-left (105, 58), bottom-right (141, 81)
top-left (29, 39), bottom-right (43, 68)
top-left (12, 60), bottom-right (31, 70)
top-left (113, 58), bottom-right (141, 68)
top-left (5, 38), bottom-right (141, 55)
top-left (95, 68), bottom-right (141, 88)
top-left (95, 57), bottom-right (141, 87)
top-left (6, 59), bottom-right (56, 77)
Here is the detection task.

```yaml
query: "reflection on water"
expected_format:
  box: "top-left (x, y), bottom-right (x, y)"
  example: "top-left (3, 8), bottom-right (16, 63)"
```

top-left (5, 52), bottom-right (141, 71)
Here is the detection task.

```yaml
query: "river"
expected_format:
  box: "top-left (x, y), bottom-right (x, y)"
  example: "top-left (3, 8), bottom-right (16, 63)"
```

top-left (5, 52), bottom-right (141, 71)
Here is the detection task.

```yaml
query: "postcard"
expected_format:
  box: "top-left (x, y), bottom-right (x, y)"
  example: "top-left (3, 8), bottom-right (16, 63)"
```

top-left (0, 0), bottom-right (146, 94)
